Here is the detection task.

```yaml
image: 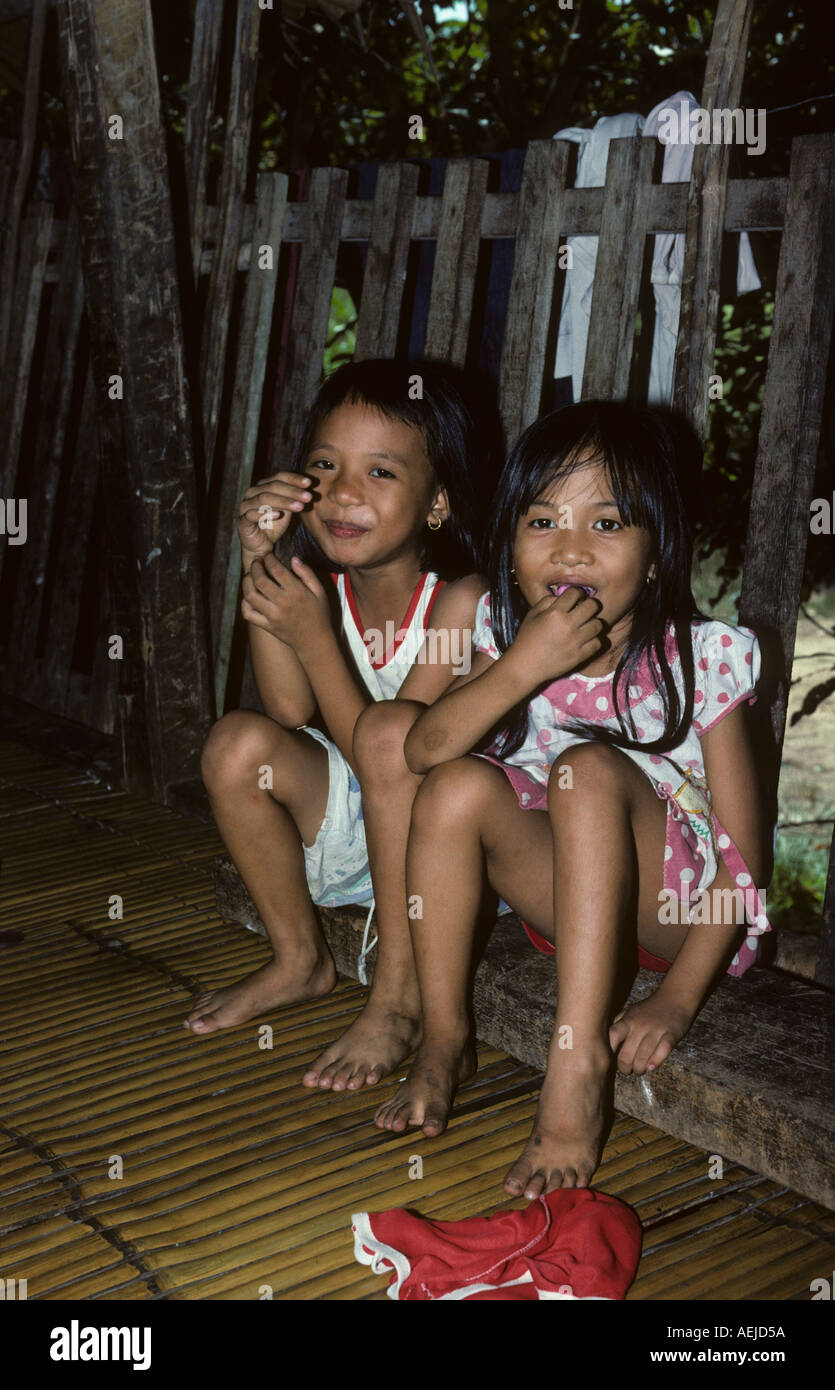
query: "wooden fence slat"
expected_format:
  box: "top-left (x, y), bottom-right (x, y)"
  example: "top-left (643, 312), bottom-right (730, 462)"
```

top-left (272, 166), bottom-right (349, 472)
top-left (738, 132), bottom-right (835, 791)
top-left (0, 199), bottom-right (52, 510)
top-left (38, 364), bottom-right (100, 717)
top-left (424, 158), bottom-right (489, 366)
top-left (672, 0), bottom-right (755, 440)
top-left (9, 211), bottom-right (85, 696)
top-left (353, 161), bottom-right (420, 360)
top-left (198, 0), bottom-right (261, 491)
top-left (582, 134), bottom-right (656, 401)
top-left (210, 171), bottom-right (289, 714)
top-left (498, 139), bottom-right (570, 444)
top-left (185, 0), bottom-right (225, 285)
top-left (0, 0), bottom-right (46, 374)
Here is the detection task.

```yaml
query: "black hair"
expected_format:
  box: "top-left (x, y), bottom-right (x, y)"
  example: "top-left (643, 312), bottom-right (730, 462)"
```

top-left (486, 401), bottom-right (705, 757)
top-left (287, 358), bottom-right (501, 580)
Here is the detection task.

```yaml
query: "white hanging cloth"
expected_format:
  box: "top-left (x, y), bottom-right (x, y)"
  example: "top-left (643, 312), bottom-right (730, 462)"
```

top-left (552, 91), bottom-right (761, 404)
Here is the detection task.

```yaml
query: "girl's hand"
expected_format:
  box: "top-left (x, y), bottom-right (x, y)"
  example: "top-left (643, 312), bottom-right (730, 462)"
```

top-left (241, 553), bottom-right (332, 656)
top-left (237, 473), bottom-right (314, 566)
top-left (509, 588), bottom-right (605, 686)
top-left (607, 993), bottom-right (694, 1076)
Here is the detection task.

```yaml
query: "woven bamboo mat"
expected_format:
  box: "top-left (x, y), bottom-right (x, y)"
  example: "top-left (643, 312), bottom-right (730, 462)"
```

top-left (1, 738), bottom-right (832, 1301)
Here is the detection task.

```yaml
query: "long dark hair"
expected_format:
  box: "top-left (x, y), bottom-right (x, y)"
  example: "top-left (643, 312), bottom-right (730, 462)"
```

top-left (288, 358), bottom-right (502, 579)
top-left (486, 401), bottom-right (705, 757)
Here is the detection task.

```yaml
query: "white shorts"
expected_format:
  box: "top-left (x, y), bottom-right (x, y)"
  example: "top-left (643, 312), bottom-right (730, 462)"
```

top-left (299, 727), bottom-right (374, 908)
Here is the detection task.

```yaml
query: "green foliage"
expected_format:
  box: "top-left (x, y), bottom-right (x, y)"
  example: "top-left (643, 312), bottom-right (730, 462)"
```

top-left (768, 833), bottom-right (829, 934)
top-left (323, 286), bottom-right (357, 376)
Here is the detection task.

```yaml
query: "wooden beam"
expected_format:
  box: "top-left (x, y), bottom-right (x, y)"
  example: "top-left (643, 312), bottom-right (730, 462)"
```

top-left (672, 0), bottom-right (755, 441)
top-left (424, 158), bottom-right (489, 366)
top-left (210, 171), bottom-right (288, 715)
top-left (0, 198), bottom-right (52, 587)
top-left (8, 209), bottom-right (85, 697)
top-left (0, 0), bottom-right (46, 373)
top-left (198, 0), bottom-right (261, 492)
top-left (583, 133), bottom-right (655, 401)
top-left (56, 0), bottom-right (213, 800)
top-left (184, 0), bottom-right (224, 286)
top-left (38, 363), bottom-right (100, 715)
top-left (739, 134), bottom-right (835, 779)
top-left (498, 139), bottom-right (569, 444)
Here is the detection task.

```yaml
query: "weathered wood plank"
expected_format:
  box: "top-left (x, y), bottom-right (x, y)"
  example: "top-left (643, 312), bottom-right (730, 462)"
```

top-left (583, 134), bottom-right (655, 401)
top-left (353, 161), bottom-right (420, 360)
top-left (56, 0), bottom-right (213, 800)
top-left (424, 158), bottom-right (489, 366)
top-left (198, 0), bottom-right (261, 491)
top-left (184, 0), bottom-right (224, 285)
top-left (37, 175), bottom-right (790, 282)
top-left (272, 166), bottom-right (349, 473)
top-left (215, 868), bottom-right (835, 1209)
top-left (819, 827), bottom-right (835, 990)
top-left (38, 363), bottom-right (99, 716)
top-left (9, 209), bottom-right (85, 696)
top-left (0, 0), bottom-right (46, 373)
top-left (672, 0), bottom-right (755, 440)
top-left (0, 198), bottom-right (52, 515)
top-left (210, 171), bottom-right (289, 715)
top-left (498, 139), bottom-right (570, 444)
top-left (739, 134), bottom-right (835, 787)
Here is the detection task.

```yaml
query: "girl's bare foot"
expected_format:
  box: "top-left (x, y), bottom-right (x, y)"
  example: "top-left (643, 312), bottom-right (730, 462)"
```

top-left (374, 1037), bottom-right (477, 1136)
top-left (184, 952), bottom-right (336, 1034)
top-left (503, 1043), bottom-right (613, 1198)
top-left (302, 995), bottom-right (422, 1091)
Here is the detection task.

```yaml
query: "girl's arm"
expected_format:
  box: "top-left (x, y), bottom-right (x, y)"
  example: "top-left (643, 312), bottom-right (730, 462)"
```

top-left (404, 589), bottom-right (605, 773)
top-left (242, 550), bottom-right (317, 728)
top-left (651, 703), bottom-right (769, 1015)
top-left (396, 575), bottom-right (488, 706)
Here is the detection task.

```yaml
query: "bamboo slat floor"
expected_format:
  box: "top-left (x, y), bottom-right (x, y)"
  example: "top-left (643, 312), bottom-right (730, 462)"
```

top-left (1, 738), bottom-right (832, 1301)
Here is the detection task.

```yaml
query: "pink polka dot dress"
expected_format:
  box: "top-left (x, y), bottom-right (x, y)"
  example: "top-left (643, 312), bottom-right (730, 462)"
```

top-left (473, 594), bottom-right (770, 977)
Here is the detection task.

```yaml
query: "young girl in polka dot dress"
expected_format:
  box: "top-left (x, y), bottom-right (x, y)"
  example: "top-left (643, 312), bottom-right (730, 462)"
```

top-left (375, 401), bottom-right (772, 1200)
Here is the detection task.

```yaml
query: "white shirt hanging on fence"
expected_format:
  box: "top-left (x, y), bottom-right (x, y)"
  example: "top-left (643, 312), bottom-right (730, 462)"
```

top-left (552, 91), bottom-right (761, 404)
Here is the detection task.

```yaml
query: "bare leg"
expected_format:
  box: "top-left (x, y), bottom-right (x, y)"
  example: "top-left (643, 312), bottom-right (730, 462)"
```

top-left (502, 743), bottom-right (672, 1197)
top-left (185, 710), bottom-right (336, 1033)
top-left (303, 701), bottom-right (425, 1091)
top-left (376, 745), bottom-right (678, 1196)
top-left (375, 756), bottom-right (554, 1136)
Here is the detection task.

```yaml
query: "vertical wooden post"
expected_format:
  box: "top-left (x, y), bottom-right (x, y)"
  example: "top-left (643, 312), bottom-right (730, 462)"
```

top-left (198, 0), bottom-right (261, 492)
top-left (0, 0), bottom-right (47, 374)
top-left (184, 0), bottom-right (225, 286)
top-left (56, 0), bottom-right (213, 800)
top-left (672, 0), bottom-right (754, 440)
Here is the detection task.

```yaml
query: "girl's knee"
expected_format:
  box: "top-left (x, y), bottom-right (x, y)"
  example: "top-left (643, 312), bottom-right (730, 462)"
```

top-left (412, 757), bottom-right (493, 827)
top-left (201, 710), bottom-right (285, 788)
top-left (353, 699), bottom-right (424, 781)
top-left (547, 742), bottom-right (628, 805)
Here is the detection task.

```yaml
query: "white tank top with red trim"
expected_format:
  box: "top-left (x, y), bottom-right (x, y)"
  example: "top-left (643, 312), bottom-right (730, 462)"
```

top-left (331, 570), bottom-right (445, 701)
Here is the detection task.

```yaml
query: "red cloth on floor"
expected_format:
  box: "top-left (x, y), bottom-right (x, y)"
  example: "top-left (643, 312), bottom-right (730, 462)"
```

top-left (352, 1189), bottom-right (642, 1300)
top-left (521, 919), bottom-right (671, 973)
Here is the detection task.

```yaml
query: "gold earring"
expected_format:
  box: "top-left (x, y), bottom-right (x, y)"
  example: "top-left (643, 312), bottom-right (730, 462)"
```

top-left (510, 567), bottom-right (519, 587)
top-left (427, 516), bottom-right (442, 531)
